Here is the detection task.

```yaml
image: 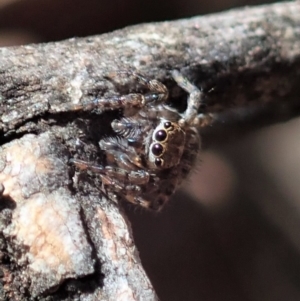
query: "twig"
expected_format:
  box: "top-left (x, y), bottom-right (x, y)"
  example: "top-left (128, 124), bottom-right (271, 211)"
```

top-left (0, 1), bottom-right (300, 300)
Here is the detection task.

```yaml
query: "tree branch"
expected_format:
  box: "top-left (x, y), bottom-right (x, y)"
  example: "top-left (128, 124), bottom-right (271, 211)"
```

top-left (0, 1), bottom-right (300, 300)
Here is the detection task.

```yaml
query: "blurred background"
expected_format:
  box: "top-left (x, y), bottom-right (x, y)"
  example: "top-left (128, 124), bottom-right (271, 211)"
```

top-left (1, 0), bottom-right (300, 300)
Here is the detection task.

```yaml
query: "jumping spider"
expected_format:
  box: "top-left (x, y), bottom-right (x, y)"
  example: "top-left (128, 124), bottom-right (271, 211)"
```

top-left (70, 70), bottom-right (204, 211)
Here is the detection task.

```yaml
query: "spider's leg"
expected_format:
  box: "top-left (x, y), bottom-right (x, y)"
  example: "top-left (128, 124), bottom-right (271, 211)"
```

top-left (107, 70), bottom-right (169, 103)
top-left (71, 158), bottom-right (149, 189)
top-left (111, 117), bottom-right (152, 142)
top-left (99, 136), bottom-right (150, 185)
top-left (103, 179), bottom-right (154, 210)
top-left (55, 71), bottom-right (169, 113)
top-left (100, 137), bottom-right (144, 168)
top-left (105, 181), bottom-right (154, 210)
top-left (113, 188), bottom-right (161, 211)
top-left (111, 118), bottom-right (144, 138)
top-left (0, 182), bottom-right (4, 196)
top-left (171, 70), bottom-right (204, 125)
top-left (110, 191), bottom-right (156, 211)
top-left (104, 166), bottom-right (150, 186)
top-left (56, 93), bottom-right (147, 113)
top-left (71, 157), bottom-right (153, 209)
top-left (70, 158), bottom-right (105, 173)
top-left (111, 105), bottom-right (176, 141)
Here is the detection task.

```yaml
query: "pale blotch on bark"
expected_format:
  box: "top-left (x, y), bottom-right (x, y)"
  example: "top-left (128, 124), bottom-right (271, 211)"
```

top-left (0, 133), bottom-right (94, 296)
top-left (0, 132), bottom-right (156, 300)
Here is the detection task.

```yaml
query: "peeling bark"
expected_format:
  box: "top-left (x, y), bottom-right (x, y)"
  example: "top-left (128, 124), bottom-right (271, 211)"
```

top-left (0, 1), bottom-right (300, 300)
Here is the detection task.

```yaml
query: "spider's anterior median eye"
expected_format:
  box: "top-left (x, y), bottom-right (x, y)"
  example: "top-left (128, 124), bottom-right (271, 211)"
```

top-left (155, 130), bottom-right (167, 142)
top-left (151, 143), bottom-right (164, 156)
top-left (155, 158), bottom-right (163, 167)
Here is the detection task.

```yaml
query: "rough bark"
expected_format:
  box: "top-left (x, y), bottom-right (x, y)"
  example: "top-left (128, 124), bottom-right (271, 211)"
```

top-left (0, 1), bottom-right (300, 300)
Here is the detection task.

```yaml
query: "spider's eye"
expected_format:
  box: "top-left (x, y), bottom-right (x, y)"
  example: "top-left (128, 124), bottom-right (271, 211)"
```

top-left (155, 158), bottom-right (163, 167)
top-left (164, 121), bottom-right (173, 130)
top-left (151, 143), bottom-right (164, 156)
top-left (155, 130), bottom-right (167, 142)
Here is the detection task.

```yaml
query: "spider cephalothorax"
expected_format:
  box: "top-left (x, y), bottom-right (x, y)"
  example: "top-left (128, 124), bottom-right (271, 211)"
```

top-left (70, 70), bottom-right (203, 211)
top-left (148, 119), bottom-right (186, 169)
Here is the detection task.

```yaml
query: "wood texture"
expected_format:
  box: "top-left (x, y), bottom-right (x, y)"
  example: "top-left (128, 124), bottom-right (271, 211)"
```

top-left (0, 1), bottom-right (300, 300)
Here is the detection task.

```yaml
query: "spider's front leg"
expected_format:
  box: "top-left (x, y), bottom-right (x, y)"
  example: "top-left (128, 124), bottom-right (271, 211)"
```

top-left (107, 70), bottom-right (169, 103)
top-left (72, 157), bottom-right (152, 207)
top-left (57, 93), bottom-right (147, 113)
top-left (99, 137), bottom-right (144, 169)
top-left (172, 70), bottom-right (204, 125)
top-left (56, 71), bottom-right (169, 114)
top-left (71, 158), bottom-right (150, 187)
top-left (72, 134), bottom-right (154, 208)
